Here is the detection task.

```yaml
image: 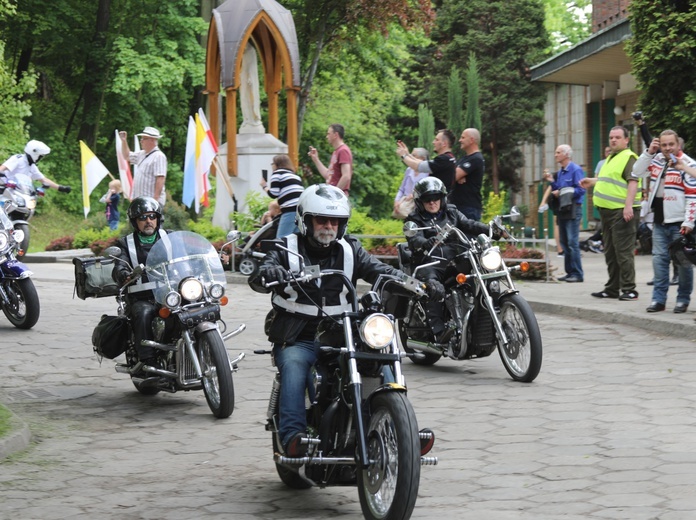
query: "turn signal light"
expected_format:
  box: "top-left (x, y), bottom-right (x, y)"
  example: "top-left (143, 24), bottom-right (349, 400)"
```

top-left (456, 273), bottom-right (467, 284)
top-left (158, 308), bottom-right (171, 319)
top-left (219, 296), bottom-right (229, 306)
top-left (519, 262), bottom-right (530, 272)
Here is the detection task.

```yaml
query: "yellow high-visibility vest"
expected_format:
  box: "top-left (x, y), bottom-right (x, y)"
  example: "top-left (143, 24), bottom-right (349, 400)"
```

top-left (594, 148), bottom-right (641, 209)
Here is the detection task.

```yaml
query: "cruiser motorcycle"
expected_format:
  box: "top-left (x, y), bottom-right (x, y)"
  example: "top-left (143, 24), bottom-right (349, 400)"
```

top-left (0, 172), bottom-right (44, 254)
top-left (257, 252), bottom-right (437, 520)
top-left (0, 200), bottom-right (40, 329)
top-left (100, 230), bottom-right (245, 418)
top-left (397, 209), bottom-right (542, 383)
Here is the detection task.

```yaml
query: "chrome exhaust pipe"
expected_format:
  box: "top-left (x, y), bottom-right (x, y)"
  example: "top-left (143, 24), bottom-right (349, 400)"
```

top-left (421, 457), bottom-right (438, 465)
top-left (405, 339), bottom-right (443, 356)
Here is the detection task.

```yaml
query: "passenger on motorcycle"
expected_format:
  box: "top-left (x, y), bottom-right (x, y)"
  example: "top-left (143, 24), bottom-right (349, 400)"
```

top-left (0, 140), bottom-right (72, 193)
top-left (111, 197), bottom-right (170, 372)
top-left (249, 184), bottom-right (415, 458)
top-left (405, 177), bottom-right (497, 344)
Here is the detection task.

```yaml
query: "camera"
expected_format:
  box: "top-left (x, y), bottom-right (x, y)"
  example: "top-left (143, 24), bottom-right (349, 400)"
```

top-left (632, 111), bottom-right (643, 121)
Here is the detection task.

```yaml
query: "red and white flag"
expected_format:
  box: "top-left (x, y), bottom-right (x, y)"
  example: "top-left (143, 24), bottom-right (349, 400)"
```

top-left (114, 129), bottom-right (133, 200)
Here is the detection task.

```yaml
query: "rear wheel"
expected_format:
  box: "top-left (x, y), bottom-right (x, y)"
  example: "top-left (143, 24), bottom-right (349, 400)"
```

top-left (497, 293), bottom-right (542, 382)
top-left (199, 329), bottom-right (235, 418)
top-left (1, 278), bottom-right (40, 329)
top-left (358, 392), bottom-right (420, 520)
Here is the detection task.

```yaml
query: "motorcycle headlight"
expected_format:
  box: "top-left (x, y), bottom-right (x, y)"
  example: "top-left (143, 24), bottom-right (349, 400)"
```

top-left (13, 195), bottom-right (25, 207)
top-left (360, 313), bottom-right (395, 350)
top-left (209, 283), bottom-right (225, 299)
top-left (12, 229), bottom-right (24, 245)
top-left (165, 291), bottom-right (181, 308)
top-left (179, 278), bottom-right (203, 302)
top-left (0, 231), bottom-right (8, 251)
top-left (481, 247), bottom-right (503, 271)
top-left (27, 199), bottom-right (36, 210)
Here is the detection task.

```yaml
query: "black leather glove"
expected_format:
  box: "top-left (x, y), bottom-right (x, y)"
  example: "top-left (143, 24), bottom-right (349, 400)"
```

top-left (58, 185), bottom-right (72, 193)
top-left (260, 266), bottom-right (290, 285)
top-left (425, 236), bottom-right (439, 250)
top-left (425, 279), bottom-right (445, 302)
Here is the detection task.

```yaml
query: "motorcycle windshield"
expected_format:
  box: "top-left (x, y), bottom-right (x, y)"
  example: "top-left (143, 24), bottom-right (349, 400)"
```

top-left (13, 174), bottom-right (34, 192)
top-left (145, 231), bottom-right (226, 305)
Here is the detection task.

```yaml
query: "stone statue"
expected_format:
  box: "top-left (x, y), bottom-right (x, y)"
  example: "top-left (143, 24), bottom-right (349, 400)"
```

top-left (239, 43), bottom-right (265, 134)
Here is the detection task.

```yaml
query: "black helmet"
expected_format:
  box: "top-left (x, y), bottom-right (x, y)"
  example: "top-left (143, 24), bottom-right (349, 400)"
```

top-left (127, 196), bottom-right (163, 230)
top-left (413, 177), bottom-right (447, 212)
top-left (669, 233), bottom-right (696, 268)
top-left (295, 184), bottom-right (351, 245)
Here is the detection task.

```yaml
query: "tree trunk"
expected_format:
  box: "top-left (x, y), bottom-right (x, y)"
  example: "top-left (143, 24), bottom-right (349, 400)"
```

top-left (296, 18), bottom-right (327, 141)
top-left (76, 0), bottom-right (111, 150)
top-left (490, 132), bottom-right (499, 195)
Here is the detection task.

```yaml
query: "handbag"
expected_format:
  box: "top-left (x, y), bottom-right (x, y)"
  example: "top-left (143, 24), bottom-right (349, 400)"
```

top-left (557, 187), bottom-right (575, 220)
top-left (392, 197), bottom-right (415, 220)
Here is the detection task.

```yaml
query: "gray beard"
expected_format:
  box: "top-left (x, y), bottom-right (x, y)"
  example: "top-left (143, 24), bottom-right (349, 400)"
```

top-left (313, 229), bottom-right (337, 246)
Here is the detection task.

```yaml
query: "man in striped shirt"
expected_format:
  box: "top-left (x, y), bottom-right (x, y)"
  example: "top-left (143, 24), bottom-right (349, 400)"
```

top-left (119, 127), bottom-right (167, 206)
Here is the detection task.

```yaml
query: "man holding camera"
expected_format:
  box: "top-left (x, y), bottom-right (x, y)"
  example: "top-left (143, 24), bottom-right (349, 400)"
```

top-left (631, 129), bottom-right (696, 313)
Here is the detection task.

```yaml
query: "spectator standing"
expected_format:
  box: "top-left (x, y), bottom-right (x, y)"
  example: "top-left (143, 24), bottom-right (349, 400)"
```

top-left (450, 128), bottom-right (485, 220)
top-left (580, 126), bottom-right (641, 301)
top-left (307, 124), bottom-right (353, 195)
top-left (119, 127), bottom-right (167, 206)
top-left (544, 145), bottom-right (585, 282)
top-left (393, 147), bottom-right (429, 219)
top-left (101, 179), bottom-right (123, 231)
top-left (260, 154), bottom-right (304, 238)
top-left (396, 129), bottom-right (456, 193)
top-left (538, 170), bottom-right (565, 257)
top-left (631, 130), bottom-right (696, 313)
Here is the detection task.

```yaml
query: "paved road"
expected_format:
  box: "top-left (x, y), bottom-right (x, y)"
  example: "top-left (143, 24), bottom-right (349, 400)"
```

top-left (1, 258), bottom-right (696, 519)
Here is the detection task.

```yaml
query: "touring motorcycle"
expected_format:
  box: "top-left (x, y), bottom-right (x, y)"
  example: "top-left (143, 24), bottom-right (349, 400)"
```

top-left (97, 230), bottom-right (245, 418)
top-left (0, 172), bottom-right (44, 254)
top-left (397, 209), bottom-right (542, 383)
top-left (0, 200), bottom-right (40, 329)
top-left (257, 251), bottom-right (437, 520)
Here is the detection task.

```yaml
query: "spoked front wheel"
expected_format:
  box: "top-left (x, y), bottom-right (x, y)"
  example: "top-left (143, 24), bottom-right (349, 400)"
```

top-left (198, 329), bottom-right (235, 418)
top-left (497, 293), bottom-right (542, 382)
top-left (1, 278), bottom-right (40, 329)
top-left (357, 392), bottom-right (420, 520)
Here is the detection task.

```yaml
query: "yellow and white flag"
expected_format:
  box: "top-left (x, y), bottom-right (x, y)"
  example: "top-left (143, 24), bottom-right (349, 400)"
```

top-left (80, 140), bottom-right (110, 218)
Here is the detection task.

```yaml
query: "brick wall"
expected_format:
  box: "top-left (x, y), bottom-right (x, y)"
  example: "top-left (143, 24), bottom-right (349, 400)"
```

top-left (592, 0), bottom-right (632, 32)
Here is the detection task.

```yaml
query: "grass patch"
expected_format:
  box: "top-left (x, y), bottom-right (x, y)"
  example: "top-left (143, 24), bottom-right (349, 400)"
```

top-left (0, 403), bottom-right (13, 438)
top-left (25, 204), bottom-right (87, 253)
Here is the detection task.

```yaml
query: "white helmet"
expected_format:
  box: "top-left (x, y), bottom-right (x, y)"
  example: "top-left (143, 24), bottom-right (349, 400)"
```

top-left (24, 140), bottom-right (51, 164)
top-left (295, 184), bottom-right (351, 242)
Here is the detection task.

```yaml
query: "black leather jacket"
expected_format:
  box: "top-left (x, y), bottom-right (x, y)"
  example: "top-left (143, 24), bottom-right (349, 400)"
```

top-left (249, 234), bottom-right (403, 345)
top-left (405, 204), bottom-right (490, 264)
top-left (111, 230), bottom-right (171, 300)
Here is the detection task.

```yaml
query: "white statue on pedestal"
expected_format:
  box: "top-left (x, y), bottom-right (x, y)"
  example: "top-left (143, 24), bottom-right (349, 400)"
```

top-left (239, 43), bottom-right (265, 134)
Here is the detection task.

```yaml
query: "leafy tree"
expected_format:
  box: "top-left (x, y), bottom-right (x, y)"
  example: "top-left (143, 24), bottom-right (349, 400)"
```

top-left (447, 66), bottom-right (462, 137)
top-left (418, 103), bottom-right (435, 155)
top-left (542, 0), bottom-right (591, 52)
top-left (464, 53), bottom-right (481, 131)
top-left (285, 0), bottom-right (433, 138)
top-left (626, 0), bottom-right (696, 147)
top-left (429, 0), bottom-right (550, 194)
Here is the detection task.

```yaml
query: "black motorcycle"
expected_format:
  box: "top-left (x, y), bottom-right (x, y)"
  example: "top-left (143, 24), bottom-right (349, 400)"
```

top-left (397, 210), bottom-right (543, 383)
top-left (257, 252), bottom-right (437, 520)
top-left (89, 231), bottom-right (246, 418)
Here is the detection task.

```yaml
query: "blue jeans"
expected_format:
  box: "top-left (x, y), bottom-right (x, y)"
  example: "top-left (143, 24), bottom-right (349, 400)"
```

top-left (651, 222), bottom-right (693, 305)
top-left (558, 205), bottom-right (583, 280)
top-left (273, 340), bottom-right (319, 446)
top-left (276, 211), bottom-right (298, 238)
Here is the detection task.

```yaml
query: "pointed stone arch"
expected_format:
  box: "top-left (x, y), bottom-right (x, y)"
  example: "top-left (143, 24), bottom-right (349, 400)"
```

top-left (205, 0), bottom-right (301, 176)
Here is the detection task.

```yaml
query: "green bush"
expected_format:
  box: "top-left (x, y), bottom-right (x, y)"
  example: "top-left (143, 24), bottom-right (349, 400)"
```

top-left (482, 190), bottom-right (507, 223)
top-left (73, 227), bottom-right (119, 249)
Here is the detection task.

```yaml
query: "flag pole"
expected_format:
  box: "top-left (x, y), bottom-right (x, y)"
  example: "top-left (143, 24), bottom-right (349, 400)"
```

top-left (213, 155), bottom-right (235, 199)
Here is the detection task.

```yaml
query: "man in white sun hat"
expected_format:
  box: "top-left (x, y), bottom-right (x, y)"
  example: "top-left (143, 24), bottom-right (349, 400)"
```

top-left (119, 126), bottom-right (167, 205)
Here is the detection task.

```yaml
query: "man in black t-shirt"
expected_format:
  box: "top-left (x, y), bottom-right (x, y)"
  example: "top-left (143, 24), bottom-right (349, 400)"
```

top-left (396, 129), bottom-right (456, 192)
top-left (449, 128), bottom-right (484, 221)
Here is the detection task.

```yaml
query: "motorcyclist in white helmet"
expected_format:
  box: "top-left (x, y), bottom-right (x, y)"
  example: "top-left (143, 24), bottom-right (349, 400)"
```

top-left (0, 140), bottom-right (72, 193)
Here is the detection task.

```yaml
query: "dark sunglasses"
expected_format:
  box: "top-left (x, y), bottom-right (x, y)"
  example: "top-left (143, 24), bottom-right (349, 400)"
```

top-left (137, 213), bottom-right (158, 222)
top-left (314, 216), bottom-right (340, 226)
top-left (421, 195), bottom-right (441, 203)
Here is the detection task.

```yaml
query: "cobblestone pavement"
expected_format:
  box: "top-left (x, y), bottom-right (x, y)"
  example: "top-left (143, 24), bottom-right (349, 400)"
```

top-left (1, 260), bottom-right (696, 519)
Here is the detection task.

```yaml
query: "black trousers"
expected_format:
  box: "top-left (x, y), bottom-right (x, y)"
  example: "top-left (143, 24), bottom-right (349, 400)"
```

top-left (129, 299), bottom-right (158, 360)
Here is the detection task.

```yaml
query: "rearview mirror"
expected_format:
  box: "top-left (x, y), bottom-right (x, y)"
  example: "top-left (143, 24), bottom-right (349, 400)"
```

top-left (403, 221), bottom-right (418, 238)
